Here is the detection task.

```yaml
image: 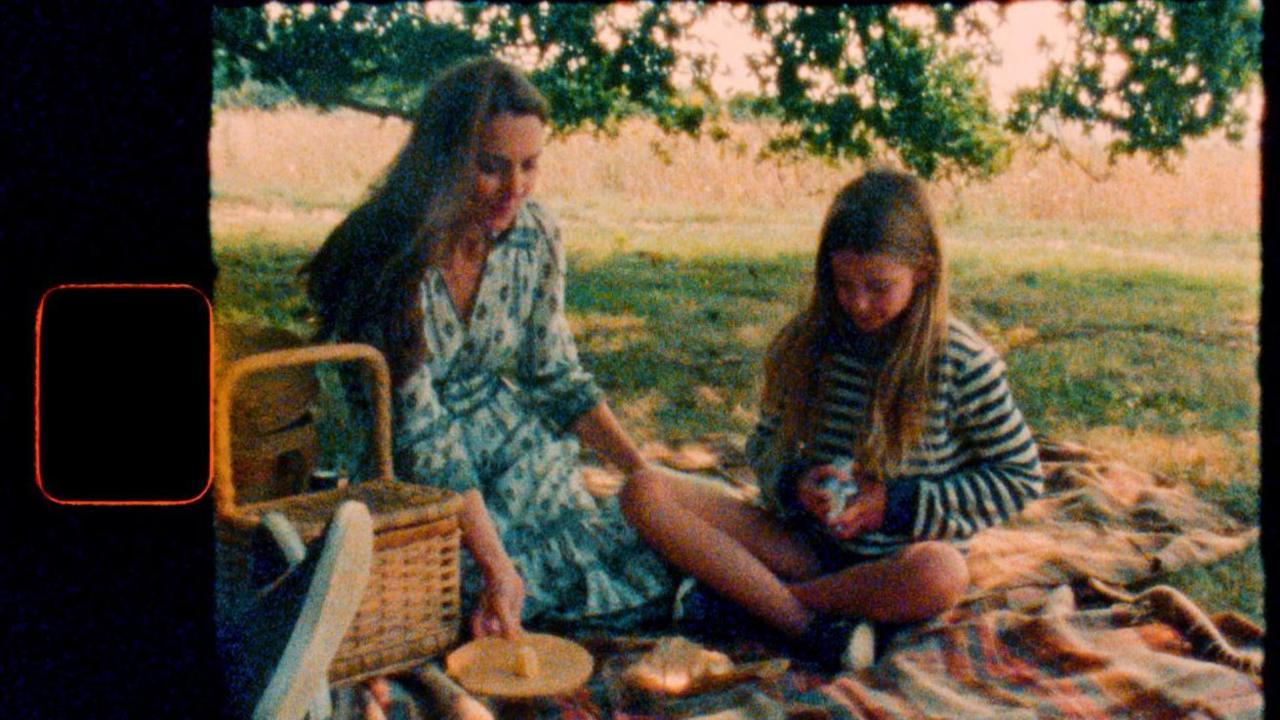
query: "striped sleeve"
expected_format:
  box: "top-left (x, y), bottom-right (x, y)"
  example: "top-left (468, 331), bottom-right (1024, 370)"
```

top-left (906, 341), bottom-right (1043, 541)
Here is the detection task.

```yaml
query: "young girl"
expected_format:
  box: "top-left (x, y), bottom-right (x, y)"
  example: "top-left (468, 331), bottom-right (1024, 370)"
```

top-left (622, 169), bottom-right (1043, 670)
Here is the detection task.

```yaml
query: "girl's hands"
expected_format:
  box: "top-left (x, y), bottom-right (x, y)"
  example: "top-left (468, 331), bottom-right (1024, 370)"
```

top-left (796, 463), bottom-right (848, 521)
top-left (471, 562), bottom-right (526, 639)
top-left (797, 464), bottom-right (886, 540)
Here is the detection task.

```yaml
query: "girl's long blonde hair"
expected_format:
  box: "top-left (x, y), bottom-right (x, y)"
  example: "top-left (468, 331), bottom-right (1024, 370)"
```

top-left (764, 170), bottom-right (949, 480)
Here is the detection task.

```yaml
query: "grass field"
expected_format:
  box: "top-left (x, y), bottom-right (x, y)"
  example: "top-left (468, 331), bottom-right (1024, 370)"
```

top-left (211, 107), bottom-right (1262, 624)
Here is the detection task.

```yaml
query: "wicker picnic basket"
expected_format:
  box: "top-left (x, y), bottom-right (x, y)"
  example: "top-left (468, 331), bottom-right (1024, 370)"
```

top-left (214, 343), bottom-right (463, 685)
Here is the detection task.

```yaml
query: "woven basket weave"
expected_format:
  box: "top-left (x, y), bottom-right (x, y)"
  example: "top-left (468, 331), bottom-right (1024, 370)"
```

top-left (214, 343), bottom-right (463, 685)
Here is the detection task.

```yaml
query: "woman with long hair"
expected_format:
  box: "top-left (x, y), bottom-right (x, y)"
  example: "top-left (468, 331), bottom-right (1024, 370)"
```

top-left (304, 57), bottom-right (678, 646)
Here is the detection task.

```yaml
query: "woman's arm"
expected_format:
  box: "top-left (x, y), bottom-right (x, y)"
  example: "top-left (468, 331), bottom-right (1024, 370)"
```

top-left (568, 400), bottom-right (647, 475)
top-left (394, 377), bottom-right (524, 637)
top-left (515, 204), bottom-right (606, 430)
top-left (457, 489), bottom-right (524, 638)
top-left (372, 351), bottom-right (522, 636)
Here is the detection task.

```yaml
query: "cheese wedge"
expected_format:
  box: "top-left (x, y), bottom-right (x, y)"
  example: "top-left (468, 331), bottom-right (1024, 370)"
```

top-left (513, 644), bottom-right (540, 679)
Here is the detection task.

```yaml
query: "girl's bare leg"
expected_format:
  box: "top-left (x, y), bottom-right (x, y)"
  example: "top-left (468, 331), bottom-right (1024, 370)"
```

top-left (622, 472), bottom-right (967, 633)
top-left (789, 541), bottom-right (969, 624)
top-left (661, 473), bottom-right (824, 580)
top-left (619, 470), bottom-right (820, 635)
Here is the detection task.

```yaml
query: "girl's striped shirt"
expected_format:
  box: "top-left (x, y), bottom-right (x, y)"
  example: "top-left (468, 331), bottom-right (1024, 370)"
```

top-left (748, 316), bottom-right (1044, 558)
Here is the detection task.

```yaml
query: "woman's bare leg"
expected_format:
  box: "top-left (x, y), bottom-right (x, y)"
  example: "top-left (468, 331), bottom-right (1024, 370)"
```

top-left (789, 541), bottom-right (969, 624)
top-left (619, 470), bottom-right (819, 635)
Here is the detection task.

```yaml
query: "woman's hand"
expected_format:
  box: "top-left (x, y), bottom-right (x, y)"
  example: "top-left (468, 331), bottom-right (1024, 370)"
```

top-left (471, 562), bottom-right (526, 638)
top-left (797, 464), bottom-right (886, 540)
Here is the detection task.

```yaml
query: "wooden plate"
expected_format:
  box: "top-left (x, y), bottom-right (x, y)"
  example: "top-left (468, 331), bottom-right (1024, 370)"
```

top-left (445, 633), bottom-right (594, 698)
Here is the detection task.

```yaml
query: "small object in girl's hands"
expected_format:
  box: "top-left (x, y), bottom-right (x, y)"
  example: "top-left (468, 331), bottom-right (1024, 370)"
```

top-left (818, 474), bottom-right (860, 523)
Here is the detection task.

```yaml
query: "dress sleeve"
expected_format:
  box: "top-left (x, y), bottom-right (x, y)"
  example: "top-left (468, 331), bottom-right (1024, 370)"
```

top-left (391, 364), bottom-right (481, 495)
top-left (340, 317), bottom-right (480, 495)
top-left (883, 345), bottom-right (1044, 541)
top-left (516, 207), bottom-right (604, 431)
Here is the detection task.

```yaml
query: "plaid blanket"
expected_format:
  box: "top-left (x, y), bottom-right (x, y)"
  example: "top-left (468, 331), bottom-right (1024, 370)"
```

top-left (371, 439), bottom-right (1263, 719)
top-left (964, 440), bottom-right (1258, 594)
top-left (546, 582), bottom-right (1262, 719)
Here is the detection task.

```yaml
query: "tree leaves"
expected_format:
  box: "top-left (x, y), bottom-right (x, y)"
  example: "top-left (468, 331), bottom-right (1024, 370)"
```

top-left (214, 5), bottom-right (483, 117)
top-left (1008, 0), bottom-right (1260, 167)
top-left (746, 5), bottom-right (1010, 178)
top-left (213, 1), bottom-right (1260, 179)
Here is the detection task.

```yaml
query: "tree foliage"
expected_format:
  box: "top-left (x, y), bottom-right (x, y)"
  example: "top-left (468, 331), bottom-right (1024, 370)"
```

top-left (213, 1), bottom-right (1260, 179)
top-left (1007, 1), bottom-right (1261, 167)
top-left (214, 4), bottom-right (485, 117)
top-left (743, 4), bottom-right (1011, 178)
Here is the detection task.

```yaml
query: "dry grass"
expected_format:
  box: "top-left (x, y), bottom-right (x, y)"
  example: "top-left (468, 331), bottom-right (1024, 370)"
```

top-left (210, 106), bottom-right (1260, 254)
top-left (211, 107), bottom-right (406, 210)
top-left (941, 132), bottom-right (1261, 232)
top-left (566, 311), bottom-right (648, 355)
top-left (540, 119), bottom-right (850, 213)
top-left (1074, 427), bottom-right (1259, 487)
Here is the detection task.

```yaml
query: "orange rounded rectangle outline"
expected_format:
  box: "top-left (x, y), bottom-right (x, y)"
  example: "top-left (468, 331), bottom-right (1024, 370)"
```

top-left (34, 282), bottom-right (214, 506)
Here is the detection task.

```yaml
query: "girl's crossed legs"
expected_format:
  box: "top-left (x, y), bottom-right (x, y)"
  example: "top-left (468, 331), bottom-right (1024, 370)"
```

top-left (618, 471), bottom-right (968, 637)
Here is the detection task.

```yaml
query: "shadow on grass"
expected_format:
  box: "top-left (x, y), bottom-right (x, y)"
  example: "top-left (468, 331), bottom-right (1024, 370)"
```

top-left (213, 244), bottom-right (1258, 443)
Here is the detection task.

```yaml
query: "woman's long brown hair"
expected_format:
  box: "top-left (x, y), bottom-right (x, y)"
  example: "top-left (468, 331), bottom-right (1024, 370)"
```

top-left (301, 57), bottom-right (548, 386)
top-left (764, 170), bottom-right (949, 480)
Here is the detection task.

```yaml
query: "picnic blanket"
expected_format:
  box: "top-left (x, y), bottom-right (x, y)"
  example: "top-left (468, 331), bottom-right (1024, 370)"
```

top-left (559, 582), bottom-right (1263, 720)
top-left (381, 438), bottom-right (1264, 719)
top-left (964, 439), bottom-right (1258, 595)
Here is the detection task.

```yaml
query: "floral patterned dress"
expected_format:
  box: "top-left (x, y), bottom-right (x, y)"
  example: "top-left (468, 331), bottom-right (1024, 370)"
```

top-left (386, 200), bottom-right (675, 628)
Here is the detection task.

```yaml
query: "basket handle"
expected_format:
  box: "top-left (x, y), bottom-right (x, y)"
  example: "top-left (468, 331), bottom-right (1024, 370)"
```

top-left (214, 343), bottom-right (394, 518)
